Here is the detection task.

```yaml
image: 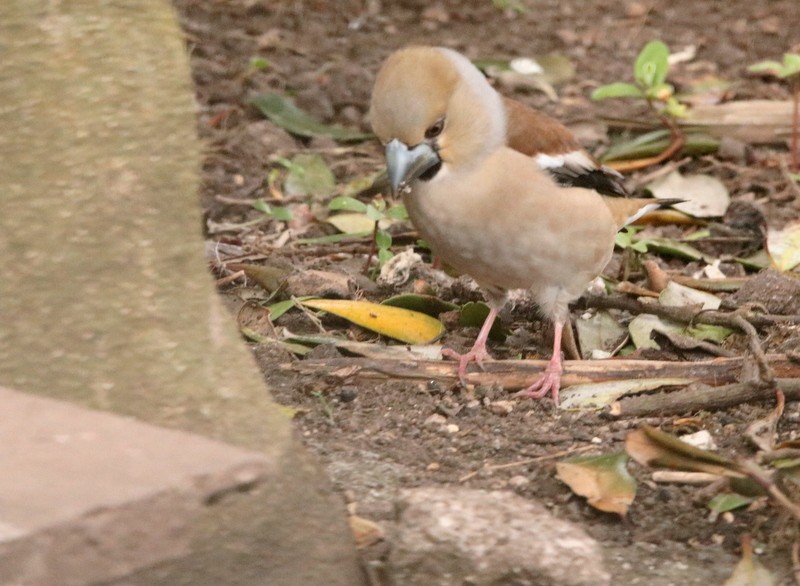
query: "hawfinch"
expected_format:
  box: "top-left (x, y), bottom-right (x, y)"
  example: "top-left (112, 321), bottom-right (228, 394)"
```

top-left (369, 46), bottom-right (670, 404)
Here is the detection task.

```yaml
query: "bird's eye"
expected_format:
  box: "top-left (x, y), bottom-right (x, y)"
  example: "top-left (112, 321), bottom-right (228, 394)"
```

top-left (424, 117), bottom-right (445, 140)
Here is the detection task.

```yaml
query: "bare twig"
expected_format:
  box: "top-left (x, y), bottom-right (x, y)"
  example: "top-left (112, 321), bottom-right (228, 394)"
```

top-left (730, 312), bottom-right (775, 386)
top-left (609, 379), bottom-right (800, 417)
top-left (582, 293), bottom-right (800, 329)
top-left (286, 355), bottom-right (800, 391)
top-left (215, 269), bottom-right (246, 287)
top-left (606, 109), bottom-right (687, 173)
top-left (738, 459), bottom-right (800, 522)
top-left (458, 444), bottom-right (595, 482)
top-left (292, 296), bottom-right (328, 334)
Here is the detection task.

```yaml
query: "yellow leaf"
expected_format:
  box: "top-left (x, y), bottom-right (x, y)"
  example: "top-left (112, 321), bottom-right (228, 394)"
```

top-left (300, 298), bottom-right (445, 344)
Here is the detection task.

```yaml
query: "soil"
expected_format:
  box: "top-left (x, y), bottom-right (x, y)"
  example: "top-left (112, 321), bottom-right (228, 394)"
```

top-left (173, 1), bottom-right (800, 583)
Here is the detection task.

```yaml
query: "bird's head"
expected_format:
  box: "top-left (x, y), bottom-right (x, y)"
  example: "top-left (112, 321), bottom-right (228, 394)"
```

top-left (369, 46), bottom-right (506, 195)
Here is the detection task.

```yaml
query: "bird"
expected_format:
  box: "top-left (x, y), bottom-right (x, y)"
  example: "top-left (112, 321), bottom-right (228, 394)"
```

top-left (369, 45), bottom-right (673, 404)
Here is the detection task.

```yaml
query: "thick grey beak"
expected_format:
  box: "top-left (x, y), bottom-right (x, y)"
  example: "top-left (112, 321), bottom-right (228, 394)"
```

top-left (385, 139), bottom-right (440, 196)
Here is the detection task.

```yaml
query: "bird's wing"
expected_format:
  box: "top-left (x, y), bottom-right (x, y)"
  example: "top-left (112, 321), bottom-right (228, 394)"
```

top-left (502, 97), bottom-right (629, 198)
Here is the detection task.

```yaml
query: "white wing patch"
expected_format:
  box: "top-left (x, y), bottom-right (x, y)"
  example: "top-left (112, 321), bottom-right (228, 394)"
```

top-left (622, 202), bottom-right (661, 226)
top-left (534, 151), bottom-right (596, 173)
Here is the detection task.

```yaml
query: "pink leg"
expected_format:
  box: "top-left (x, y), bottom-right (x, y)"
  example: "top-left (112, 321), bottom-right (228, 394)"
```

top-left (514, 320), bottom-right (564, 405)
top-left (442, 306), bottom-right (499, 385)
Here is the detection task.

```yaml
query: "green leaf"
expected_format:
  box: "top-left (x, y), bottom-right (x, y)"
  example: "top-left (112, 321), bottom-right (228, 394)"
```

top-left (384, 204), bottom-right (409, 220)
top-left (266, 299), bottom-right (298, 321)
top-left (326, 213), bottom-right (378, 234)
top-left (492, 0), bottom-right (527, 13)
top-left (635, 40), bottom-right (670, 87)
top-left (591, 82), bottom-right (644, 100)
top-left (748, 60), bottom-right (785, 75)
top-left (381, 294), bottom-right (458, 316)
top-left (365, 204), bottom-right (384, 222)
top-left (664, 97), bottom-right (688, 118)
top-left (640, 237), bottom-right (712, 262)
top-left (328, 196), bottom-right (368, 213)
top-left (601, 129), bottom-right (719, 162)
top-left (458, 302), bottom-right (506, 341)
top-left (377, 248), bottom-right (394, 265)
top-left (783, 53), bottom-right (800, 75)
top-left (253, 199), bottom-right (293, 221)
top-left (281, 153), bottom-right (335, 199)
top-left (707, 493), bottom-right (754, 513)
top-left (250, 93), bottom-right (373, 142)
top-left (375, 228), bottom-right (392, 250)
top-left (249, 56), bottom-right (270, 70)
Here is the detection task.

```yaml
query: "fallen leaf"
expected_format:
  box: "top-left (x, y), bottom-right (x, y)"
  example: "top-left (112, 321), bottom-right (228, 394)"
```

top-left (459, 301), bottom-right (506, 341)
top-left (227, 262), bottom-right (289, 293)
top-left (381, 294), bottom-right (458, 316)
top-left (601, 129), bottom-right (719, 162)
top-left (766, 221), bottom-right (800, 271)
top-left (475, 54), bottom-right (575, 100)
top-left (559, 378), bottom-right (692, 409)
top-left (250, 93), bottom-right (372, 141)
top-left (658, 281), bottom-right (721, 310)
top-left (625, 426), bottom-right (744, 478)
top-left (556, 452), bottom-right (636, 517)
top-left (647, 170), bottom-right (730, 218)
top-left (349, 514), bottom-right (385, 549)
top-left (278, 153), bottom-right (336, 199)
top-left (640, 237), bottom-right (714, 262)
top-left (628, 314), bottom-right (682, 349)
top-left (721, 536), bottom-right (777, 586)
top-left (575, 310), bottom-right (627, 358)
top-left (734, 249), bottom-right (770, 271)
top-left (281, 328), bottom-right (445, 360)
top-left (707, 493), bottom-right (754, 513)
top-left (300, 298), bottom-right (445, 344)
top-left (326, 212), bottom-right (383, 234)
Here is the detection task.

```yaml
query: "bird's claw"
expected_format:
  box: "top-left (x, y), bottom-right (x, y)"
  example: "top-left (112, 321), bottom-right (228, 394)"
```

top-left (514, 358), bottom-right (562, 405)
top-left (442, 346), bottom-right (491, 386)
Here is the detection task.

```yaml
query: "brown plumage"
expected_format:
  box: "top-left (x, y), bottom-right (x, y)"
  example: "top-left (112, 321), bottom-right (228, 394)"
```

top-left (369, 46), bottom-right (668, 404)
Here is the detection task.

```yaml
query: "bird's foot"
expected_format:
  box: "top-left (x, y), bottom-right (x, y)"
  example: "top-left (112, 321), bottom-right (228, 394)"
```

top-left (514, 355), bottom-right (563, 405)
top-left (442, 343), bottom-right (491, 386)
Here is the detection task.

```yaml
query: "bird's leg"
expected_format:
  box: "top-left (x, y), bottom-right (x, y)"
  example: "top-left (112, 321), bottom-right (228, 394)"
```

top-left (515, 320), bottom-right (564, 405)
top-left (442, 306), bottom-right (499, 385)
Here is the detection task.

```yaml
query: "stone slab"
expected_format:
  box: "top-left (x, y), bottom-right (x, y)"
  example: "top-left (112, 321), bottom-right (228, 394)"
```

top-left (0, 386), bottom-right (272, 586)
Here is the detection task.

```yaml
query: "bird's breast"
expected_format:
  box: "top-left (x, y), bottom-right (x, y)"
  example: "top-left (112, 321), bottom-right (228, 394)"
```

top-left (403, 162), bottom-right (617, 296)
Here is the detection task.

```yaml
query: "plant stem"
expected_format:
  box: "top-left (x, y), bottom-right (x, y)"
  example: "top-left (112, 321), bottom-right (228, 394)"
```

top-left (362, 220), bottom-right (379, 274)
top-left (791, 77), bottom-right (799, 172)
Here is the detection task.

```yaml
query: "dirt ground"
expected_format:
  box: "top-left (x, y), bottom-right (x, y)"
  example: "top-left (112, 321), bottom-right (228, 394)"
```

top-left (173, 1), bottom-right (800, 583)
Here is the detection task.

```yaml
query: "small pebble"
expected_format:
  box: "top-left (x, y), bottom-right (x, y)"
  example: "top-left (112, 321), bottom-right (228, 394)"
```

top-left (424, 413), bottom-right (447, 427)
top-left (508, 475), bottom-right (530, 488)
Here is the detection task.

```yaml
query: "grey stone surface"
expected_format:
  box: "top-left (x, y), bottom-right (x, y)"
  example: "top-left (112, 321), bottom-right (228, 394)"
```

top-left (389, 487), bottom-right (611, 586)
top-left (0, 387), bottom-right (271, 586)
top-left (0, 1), bottom-right (364, 584)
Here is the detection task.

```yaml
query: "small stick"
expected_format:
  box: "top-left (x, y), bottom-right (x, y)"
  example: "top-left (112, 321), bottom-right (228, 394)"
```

top-left (215, 269), bottom-right (246, 287)
top-left (609, 379), bottom-right (800, 418)
top-left (651, 471), bottom-right (719, 485)
top-left (459, 444), bottom-right (596, 482)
